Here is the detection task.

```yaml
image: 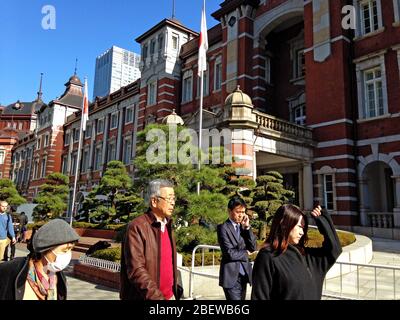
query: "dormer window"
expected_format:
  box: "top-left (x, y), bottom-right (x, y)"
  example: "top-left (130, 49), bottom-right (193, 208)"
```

top-left (142, 45), bottom-right (148, 61)
top-left (172, 34), bottom-right (179, 50)
top-left (150, 39), bottom-right (156, 55)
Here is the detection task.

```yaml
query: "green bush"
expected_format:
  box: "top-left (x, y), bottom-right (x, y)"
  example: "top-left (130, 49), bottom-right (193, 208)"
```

top-left (26, 221), bottom-right (47, 230)
top-left (72, 222), bottom-right (98, 229)
top-left (175, 225), bottom-right (218, 253)
top-left (181, 251), bottom-right (222, 267)
top-left (90, 247), bottom-right (121, 262)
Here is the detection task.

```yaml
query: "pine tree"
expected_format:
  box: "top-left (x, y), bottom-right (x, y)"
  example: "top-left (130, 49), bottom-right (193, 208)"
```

top-left (32, 173), bottom-right (69, 221)
top-left (0, 178), bottom-right (26, 206)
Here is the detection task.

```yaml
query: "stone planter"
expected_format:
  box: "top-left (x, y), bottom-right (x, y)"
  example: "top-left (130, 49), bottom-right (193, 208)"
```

top-left (73, 228), bottom-right (117, 239)
top-left (74, 263), bottom-right (120, 290)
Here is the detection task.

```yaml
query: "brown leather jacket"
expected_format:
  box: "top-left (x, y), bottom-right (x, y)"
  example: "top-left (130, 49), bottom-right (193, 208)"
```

top-left (120, 211), bottom-right (183, 300)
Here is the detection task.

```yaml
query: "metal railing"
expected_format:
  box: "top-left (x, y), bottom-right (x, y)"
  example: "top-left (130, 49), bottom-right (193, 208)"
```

top-left (323, 261), bottom-right (400, 300)
top-left (78, 255), bottom-right (121, 272)
top-left (188, 245), bottom-right (221, 299)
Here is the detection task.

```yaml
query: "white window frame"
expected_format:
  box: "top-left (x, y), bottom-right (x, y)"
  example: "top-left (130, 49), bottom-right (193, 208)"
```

top-left (125, 106), bottom-right (134, 124)
top-left (94, 144), bottom-right (102, 171)
top-left (62, 155), bottom-right (68, 174)
top-left (85, 123), bottom-right (92, 139)
top-left (64, 131), bottom-right (70, 146)
top-left (0, 150), bottom-right (4, 165)
top-left (36, 138), bottom-right (41, 150)
top-left (110, 112), bottom-right (118, 130)
top-left (355, 54), bottom-right (389, 120)
top-left (44, 134), bottom-right (49, 147)
top-left (123, 138), bottom-right (132, 165)
top-left (107, 142), bottom-right (116, 162)
top-left (182, 70), bottom-right (193, 103)
top-left (316, 166), bottom-right (337, 213)
top-left (172, 34), bottom-right (179, 50)
top-left (214, 56), bottom-right (222, 91)
top-left (97, 118), bottom-right (104, 135)
top-left (354, 0), bottom-right (383, 37)
top-left (197, 64), bottom-right (209, 97)
top-left (147, 80), bottom-right (157, 106)
top-left (394, 0), bottom-right (400, 24)
top-left (288, 31), bottom-right (305, 82)
top-left (81, 149), bottom-right (89, 173)
top-left (41, 157), bottom-right (47, 178)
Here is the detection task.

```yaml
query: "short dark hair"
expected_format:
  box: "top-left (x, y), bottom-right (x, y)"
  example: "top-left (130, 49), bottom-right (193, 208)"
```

top-left (228, 196), bottom-right (247, 210)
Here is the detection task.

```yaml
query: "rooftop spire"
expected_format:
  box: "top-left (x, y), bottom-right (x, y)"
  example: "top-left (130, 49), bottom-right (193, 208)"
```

top-left (172, 0), bottom-right (176, 19)
top-left (37, 73), bottom-right (43, 101)
top-left (74, 58), bottom-right (78, 76)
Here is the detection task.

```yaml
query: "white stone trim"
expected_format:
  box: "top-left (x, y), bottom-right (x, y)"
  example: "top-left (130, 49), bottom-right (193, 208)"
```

top-left (336, 196), bottom-right (358, 201)
top-left (252, 55), bottom-right (266, 60)
top-left (156, 108), bottom-right (173, 113)
top-left (357, 134), bottom-right (400, 146)
top-left (334, 211), bottom-right (359, 216)
top-left (252, 86), bottom-right (266, 91)
top-left (303, 35), bottom-right (351, 54)
top-left (314, 155), bottom-right (355, 161)
top-left (336, 182), bottom-right (357, 187)
top-left (308, 118), bottom-right (353, 128)
top-left (317, 139), bottom-right (354, 148)
top-left (233, 155), bottom-right (253, 161)
top-left (158, 91), bottom-right (175, 97)
top-left (159, 83), bottom-right (174, 89)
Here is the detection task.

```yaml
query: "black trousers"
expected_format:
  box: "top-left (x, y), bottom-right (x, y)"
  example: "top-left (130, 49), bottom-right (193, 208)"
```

top-left (3, 243), bottom-right (15, 261)
top-left (223, 273), bottom-right (248, 300)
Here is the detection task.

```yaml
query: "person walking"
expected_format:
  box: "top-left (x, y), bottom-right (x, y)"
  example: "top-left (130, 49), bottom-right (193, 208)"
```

top-left (0, 201), bottom-right (16, 262)
top-left (0, 219), bottom-right (80, 300)
top-left (251, 204), bottom-right (342, 300)
top-left (19, 212), bottom-right (28, 243)
top-left (120, 179), bottom-right (183, 300)
top-left (217, 196), bottom-right (257, 300)
top-left (3, 209), bottom-right (21, 261)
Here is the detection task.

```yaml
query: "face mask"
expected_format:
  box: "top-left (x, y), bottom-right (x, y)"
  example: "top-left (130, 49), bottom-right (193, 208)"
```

top-left (45, 250), bottom-right (72, 272)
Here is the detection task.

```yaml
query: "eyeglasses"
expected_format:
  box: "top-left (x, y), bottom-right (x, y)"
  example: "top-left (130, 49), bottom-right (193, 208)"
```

top-left (157, 196), bottom-right (176, 203)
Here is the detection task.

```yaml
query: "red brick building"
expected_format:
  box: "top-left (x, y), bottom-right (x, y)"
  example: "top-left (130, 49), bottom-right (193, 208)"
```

top-left (11, 74), bottom-right (84, 200)
top-left (9, 0), bottom-right (400, 231)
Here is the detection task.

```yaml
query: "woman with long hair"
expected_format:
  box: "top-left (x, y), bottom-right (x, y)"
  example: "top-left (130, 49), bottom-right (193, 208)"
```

top-left (251, 204), bottom-right (342, 300)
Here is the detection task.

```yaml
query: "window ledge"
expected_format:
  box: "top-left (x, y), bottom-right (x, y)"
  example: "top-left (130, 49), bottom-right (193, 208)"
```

top-left (181, 100), bottom-right (193, 105)
top-left (357, 113), bottom-right (391, 123)
top-left (289, 76), bottom-right (305, 85)
top-left (354, 27), bottom-right (385, 41)
top-left (393, 22), bottom-right (400, 28)
top-left (213, 89), bottom-right (222, 93)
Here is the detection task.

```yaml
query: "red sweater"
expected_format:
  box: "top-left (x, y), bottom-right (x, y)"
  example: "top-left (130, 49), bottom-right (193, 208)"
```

top-left (159, 229), bottom-right (174, 299)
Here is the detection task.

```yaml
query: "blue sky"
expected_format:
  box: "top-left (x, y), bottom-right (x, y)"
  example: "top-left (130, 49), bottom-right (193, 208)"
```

top-left (0, 0), bottom-right (220, 106)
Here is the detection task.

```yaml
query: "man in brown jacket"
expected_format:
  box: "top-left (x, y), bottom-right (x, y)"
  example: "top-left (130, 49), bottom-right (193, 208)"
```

top-left (120, 179), bottom-right (183, 300)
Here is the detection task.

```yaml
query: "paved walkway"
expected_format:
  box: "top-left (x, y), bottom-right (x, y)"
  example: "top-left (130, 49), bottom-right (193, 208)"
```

top-left (7, 236), bottom-right (400, 300)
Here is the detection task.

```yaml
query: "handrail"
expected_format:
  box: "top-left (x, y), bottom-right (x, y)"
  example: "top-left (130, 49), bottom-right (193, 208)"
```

top-left (189, 245), bottom-right (221, 299)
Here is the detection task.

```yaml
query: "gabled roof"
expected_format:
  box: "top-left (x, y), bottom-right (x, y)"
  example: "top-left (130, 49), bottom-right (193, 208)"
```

top-left (180, 24), bottom-right (222, 59)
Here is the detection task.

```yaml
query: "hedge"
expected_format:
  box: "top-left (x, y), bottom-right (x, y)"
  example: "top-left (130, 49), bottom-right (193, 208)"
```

top-left (27, 221), bottom-right (125, 231)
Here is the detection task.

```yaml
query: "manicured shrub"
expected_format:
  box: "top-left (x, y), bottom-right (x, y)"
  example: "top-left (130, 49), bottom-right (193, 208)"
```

top-left (90, 247), bottom-right (121, 262)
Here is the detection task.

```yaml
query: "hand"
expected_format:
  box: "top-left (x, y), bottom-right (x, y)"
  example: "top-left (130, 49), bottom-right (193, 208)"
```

top-left (247, 250), bottom-right (252, 256)
top-left (311, 205), bottom-right (322, 218)
top-left (241, 214), bottom-right (250, 229)
top-left (11, 237), bottom-right (16, 245)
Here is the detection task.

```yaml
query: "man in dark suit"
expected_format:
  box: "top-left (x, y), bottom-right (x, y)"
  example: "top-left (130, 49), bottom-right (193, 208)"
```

top-left (217, 196), bottom-right (257, 300)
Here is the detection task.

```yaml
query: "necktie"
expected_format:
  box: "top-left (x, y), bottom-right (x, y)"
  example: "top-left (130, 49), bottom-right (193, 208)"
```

top-left (236, 224), bottom-right (245, 276)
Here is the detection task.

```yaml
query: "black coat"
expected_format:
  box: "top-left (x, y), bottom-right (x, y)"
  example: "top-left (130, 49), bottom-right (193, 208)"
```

top-left (0, 257), bottom-right (67, 300)
top-left (217, 219), bottom-right (257, 288)
top-left (251, 212), bottom-right (342, 300)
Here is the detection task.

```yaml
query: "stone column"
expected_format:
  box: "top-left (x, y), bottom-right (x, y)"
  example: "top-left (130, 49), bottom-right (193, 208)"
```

top-left (298, 166), bottom-right (304, 209)
top-left (392, 176), bottom-right (400, 227)
top-left (253, 150), bottom-right (257, 181)
top-left (358, 179), bottom-right (369, 226)
top-left (303, 162), bottom-right (314, 211)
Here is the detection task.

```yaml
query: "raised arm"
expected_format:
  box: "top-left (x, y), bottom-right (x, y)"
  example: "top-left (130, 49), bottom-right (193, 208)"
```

top-left (307, 206), bottom-right (342, 272)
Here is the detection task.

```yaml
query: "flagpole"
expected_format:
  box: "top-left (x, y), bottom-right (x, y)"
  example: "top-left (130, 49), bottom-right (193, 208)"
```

top-left (69, 77), bottom-right (87, 226)
top-left (197, 69), bottom-right (204, 195)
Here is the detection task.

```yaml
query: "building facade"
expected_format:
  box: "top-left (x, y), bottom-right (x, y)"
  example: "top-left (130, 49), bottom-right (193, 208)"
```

top-left (92, 46), bottom-right (141, 99)
top-left (11, 75), bottom-right (84, 200)
top-left (6, 0), bottom-right (400, 230)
